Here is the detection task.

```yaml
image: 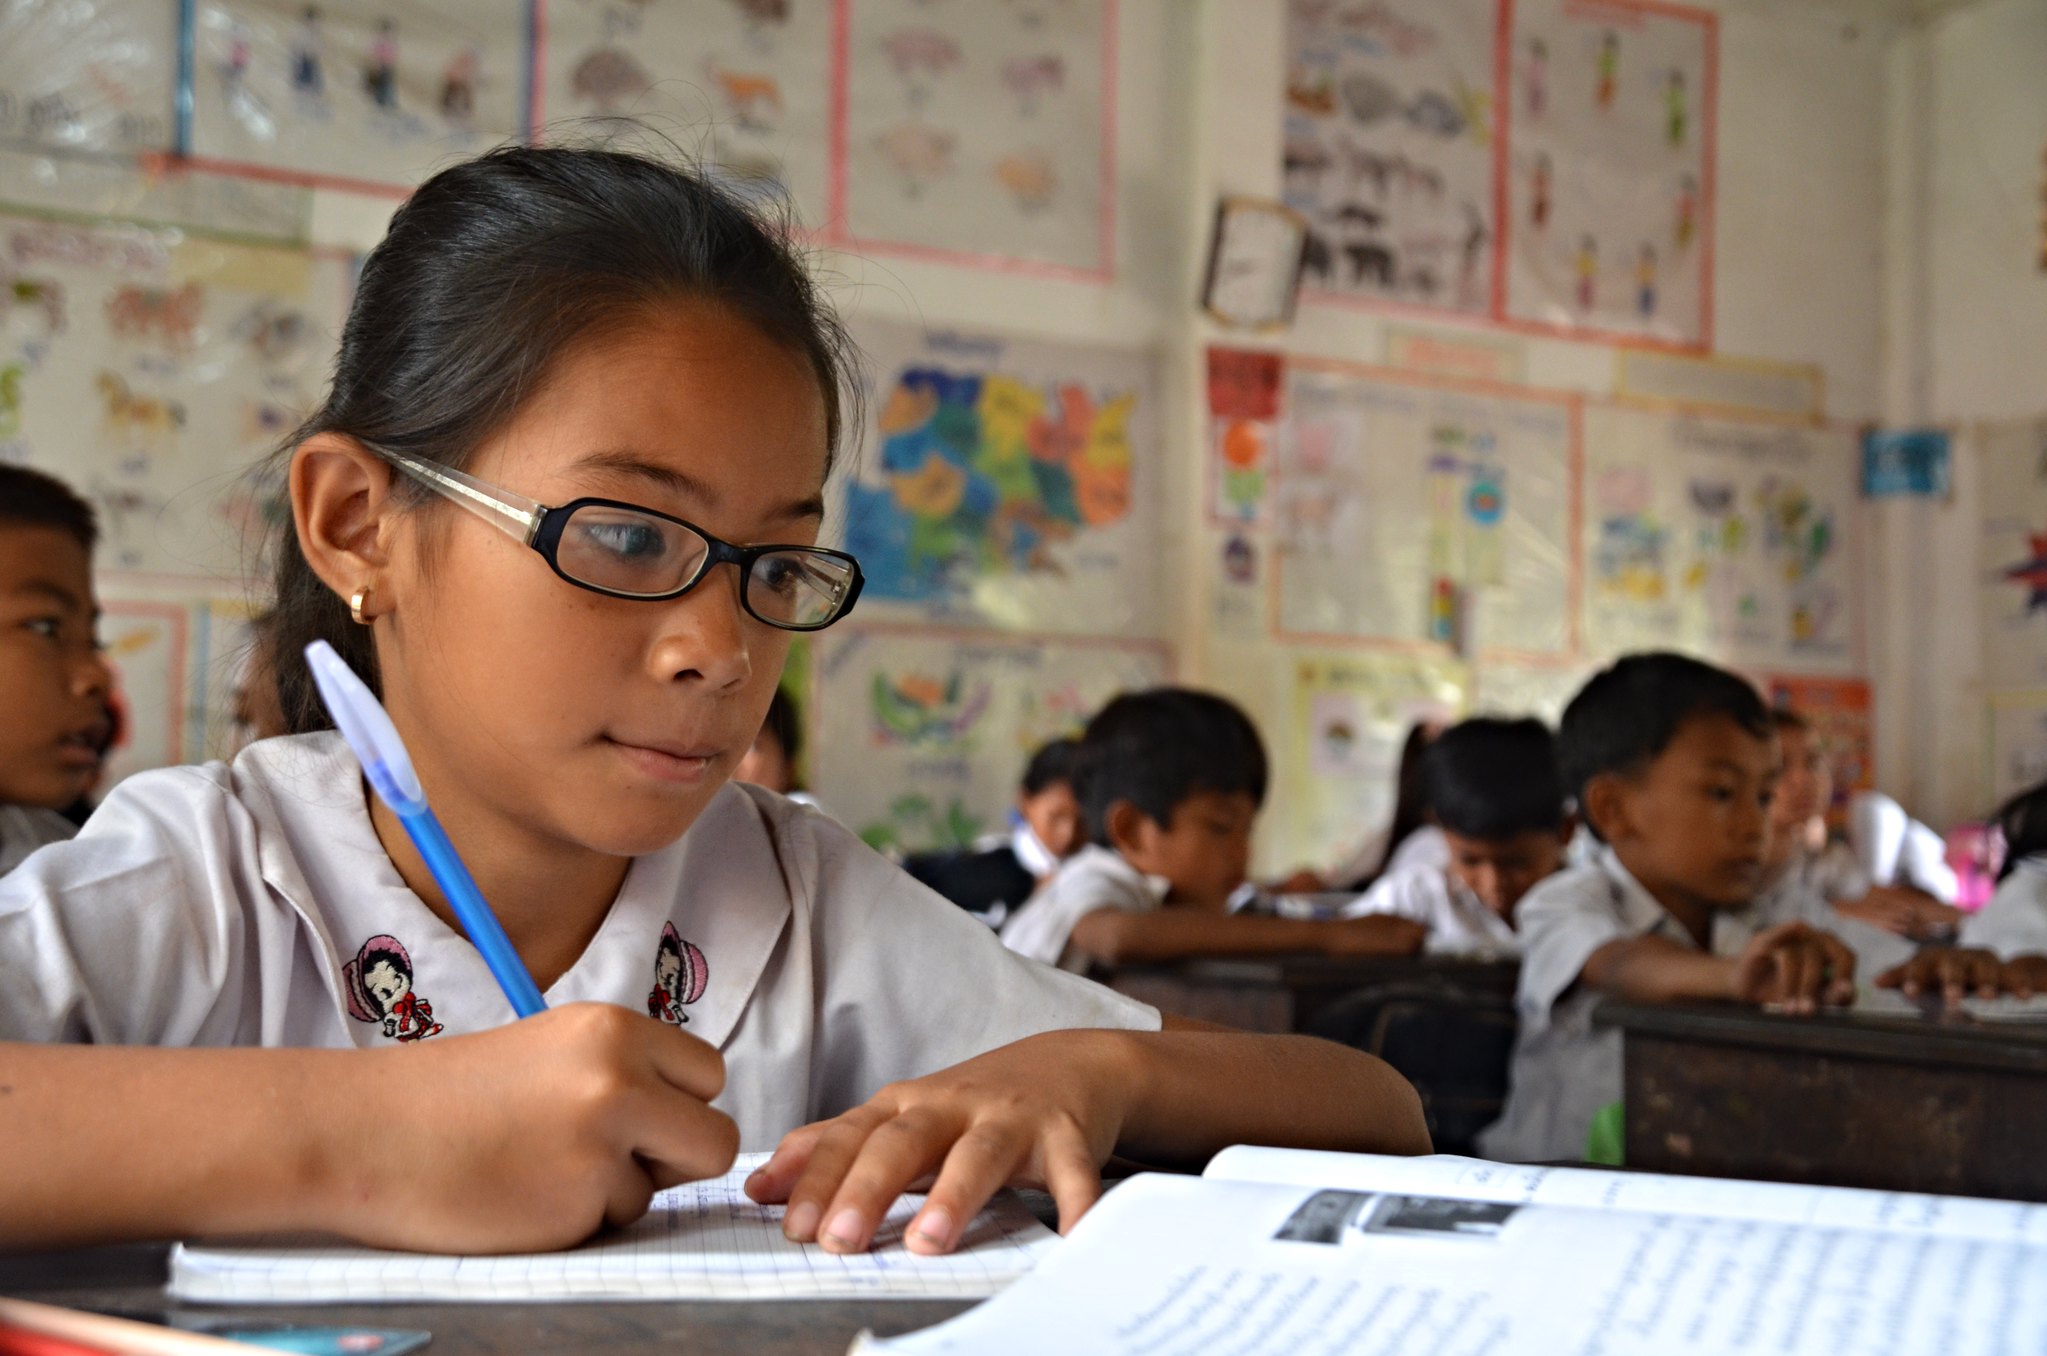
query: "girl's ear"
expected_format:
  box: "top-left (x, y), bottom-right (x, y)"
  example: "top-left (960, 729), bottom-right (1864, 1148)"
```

top-left (1581, 772), bottom-right (1632, 845)
top-left (291, 434), bottom-right (404, 619)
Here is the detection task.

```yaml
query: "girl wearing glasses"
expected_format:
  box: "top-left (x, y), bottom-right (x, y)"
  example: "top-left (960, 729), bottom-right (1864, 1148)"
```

top-left (0, 146), bottom-right (1427, 1255)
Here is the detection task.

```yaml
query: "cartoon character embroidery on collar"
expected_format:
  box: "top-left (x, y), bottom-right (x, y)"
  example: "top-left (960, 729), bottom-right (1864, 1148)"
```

top-left (343, 934), bottom-right (445, 1042)
top-left (648, 922), bottom-right (708, 1026)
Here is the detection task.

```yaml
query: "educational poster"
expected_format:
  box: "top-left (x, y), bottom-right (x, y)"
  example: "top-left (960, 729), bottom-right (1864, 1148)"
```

top-left (189, 0), bottom-right (527, 190)
top-left (839, 0), bottom-right (1111, 276)
top-left (1278, 651), bottom-right (1466, 876)
top-left (1206, 346), bottom-right (1283, 528)
top-left (96, 599), bottom-right (191, 790)
top-left (1281, 0), bottom-right (1499, 314)
top-left (1469, 658), bottom-right (1596, 722)
top-left (1979, 418), bottom-right (2047, 692)
top-left (809, 625), bottom-right (1171, 855)
top-left (0, 146), bottom-right (312, 247)
top-left (191, 595), bottom-right (265, 762)
top-left (1766, 674), bottom-right (1874, 818)
top-left (0, 0), bottom-right (176, 156)
top-left (838, 322), bottom-right (1161, 635)
top-left (1580, 404), bottom-right (1862, 674)
top-left (0, 213), bottom-right (348, 578)
top-left (1502, 0), bottom-right (1713, 346)
top-left (535, 0), bottom-right (833, 224)
top-left (1989, 693), bottom-right (2047, 806)
top-left (1272, 362), bottom-right (1575, 658)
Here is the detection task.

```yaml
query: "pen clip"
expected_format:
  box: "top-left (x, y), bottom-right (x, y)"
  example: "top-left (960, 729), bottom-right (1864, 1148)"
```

top-left (304, 640), bottom-right (427, 817)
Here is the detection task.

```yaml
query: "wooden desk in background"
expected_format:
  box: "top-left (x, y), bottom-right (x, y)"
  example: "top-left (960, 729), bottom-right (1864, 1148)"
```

top-left (1093, 954), bottom-right (1518, 1034)
top-left (0, 1246), bottom-right (960, 1356)
top-left (1598, 999), bottom-right (2047, 1203)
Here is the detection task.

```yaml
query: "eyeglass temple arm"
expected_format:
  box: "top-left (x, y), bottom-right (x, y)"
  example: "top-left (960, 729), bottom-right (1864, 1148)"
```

top-left (382, 452), bottom-right (545, 545)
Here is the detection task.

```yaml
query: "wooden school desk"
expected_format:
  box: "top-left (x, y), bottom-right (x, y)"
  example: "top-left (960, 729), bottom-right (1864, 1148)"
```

top-left (1597, 999), bottom-right (2047, 1203)
top-left (1092, 954), bottom-right (1518, 1034)
top-left (0, 1246), bottom-right (966, 1356)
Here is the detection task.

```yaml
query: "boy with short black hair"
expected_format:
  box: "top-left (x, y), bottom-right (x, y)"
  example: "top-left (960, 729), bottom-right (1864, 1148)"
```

top-left (0, 467), bottom-right (113, 873)
top-left (1477, 652), bottom-right (1855, 1164)
top-left (1001, 687), bottom-right (1425, 972)
top-left (1348, 717), bottom-right (1571, 959)
top-left (906, 737), bottom-right (1087, 926)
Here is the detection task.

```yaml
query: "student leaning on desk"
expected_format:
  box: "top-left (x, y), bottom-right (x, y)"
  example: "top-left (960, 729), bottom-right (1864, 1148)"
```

top-left (0, 144), bottom-right (1429, 1260)
top-left (1879, 778), bottom-right (2047, 1003)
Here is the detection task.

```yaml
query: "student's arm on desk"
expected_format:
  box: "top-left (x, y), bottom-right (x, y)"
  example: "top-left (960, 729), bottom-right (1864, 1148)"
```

top-left (1065, 906), bottom-right (1427, 966)
top-left (1581, 921), bottom-right (1857, 1014)
top-left (1876, 947), bottom-right (2047, 1002)
top-left (0, 1005), bottom-right (737, 1253)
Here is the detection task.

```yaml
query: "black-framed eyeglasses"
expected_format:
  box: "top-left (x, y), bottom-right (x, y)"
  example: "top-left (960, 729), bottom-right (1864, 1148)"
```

top-left (378, 450), bottom-right (863, 632)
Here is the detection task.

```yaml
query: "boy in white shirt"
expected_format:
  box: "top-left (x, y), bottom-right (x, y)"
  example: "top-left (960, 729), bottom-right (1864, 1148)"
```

top-left (1348, 717), bottom-right (1571, 959)
top-left (908, 737), bottom-right (1086, 926)
top-left (1002, 688), bottom-right (1426, 972)
top-left (0, 467), bottom-right (113, 875)
top-left (1477, 653), bottom-right (1856, 1165)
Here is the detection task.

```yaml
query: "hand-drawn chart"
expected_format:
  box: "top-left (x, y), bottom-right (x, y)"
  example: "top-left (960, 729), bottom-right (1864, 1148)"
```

top-left (1272, 360), bottom-right (1576, 658)
top-left (838, 322), bottom-right (1160, 635)
top-left (189, 0), bottom-right (528, 191)
top-left (1282, 0), bottom-right (1501, 316)
top-left (1979, 418), bottom-right (2047, 693)
top-left (535, 0), bottom-right (834, 226)
top-left (838, 0), bottom-right (1113, 276)
top-left (0, 0), bottom-right (177, 157)
top-left (810, 625), bottom-right (1170, 855)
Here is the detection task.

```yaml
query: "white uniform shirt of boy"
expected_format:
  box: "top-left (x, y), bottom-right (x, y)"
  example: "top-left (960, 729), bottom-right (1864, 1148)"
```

top-left (0, 733), bottom-right (1159, 1150)
top-left (0, 804), bottom-right (74, 876)
top-left (1476, 847), bottom-right (1751, 1164)
top-left (1751, 867), bottom-right (1913, 978)
top-left (1345, 862), bottom-right (1521, 960)
top-left (1961, 857), bottom-right (2047, 960)
top-left (999, 844), bottom-right (1170, 972)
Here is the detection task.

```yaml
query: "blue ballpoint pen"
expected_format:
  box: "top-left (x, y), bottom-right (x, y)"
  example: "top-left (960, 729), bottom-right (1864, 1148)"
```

top-left (304, 639), bottom-right (549, 1018)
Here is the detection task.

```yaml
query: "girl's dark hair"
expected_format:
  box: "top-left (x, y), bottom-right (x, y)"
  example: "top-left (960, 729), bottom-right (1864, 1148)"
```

top-left (1997, 779), bottom-right (2047, 883)
top-left (266, 143), bottom-right (857, 735)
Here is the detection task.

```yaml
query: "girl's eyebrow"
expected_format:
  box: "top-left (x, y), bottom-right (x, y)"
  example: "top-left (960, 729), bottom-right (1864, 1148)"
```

top-left (571, 449), bottom-right (825, 521)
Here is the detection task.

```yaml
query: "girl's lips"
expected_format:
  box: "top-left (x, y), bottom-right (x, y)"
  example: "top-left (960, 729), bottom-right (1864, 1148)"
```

top-left (605, 736), bottom-right (722, 784)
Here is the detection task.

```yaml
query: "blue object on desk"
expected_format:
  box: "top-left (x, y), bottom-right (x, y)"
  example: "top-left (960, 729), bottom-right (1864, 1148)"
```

top-left (304, 640), bottom-right (548, 1018)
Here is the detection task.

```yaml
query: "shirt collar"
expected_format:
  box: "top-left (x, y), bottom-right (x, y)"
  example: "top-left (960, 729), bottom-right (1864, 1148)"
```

top-left (1593, 846), bottom-right (1700, 947)
top-left (1069, 843), bottom-right (1171, 904)
top-left (1010, 822), bottom-right (1059, 879)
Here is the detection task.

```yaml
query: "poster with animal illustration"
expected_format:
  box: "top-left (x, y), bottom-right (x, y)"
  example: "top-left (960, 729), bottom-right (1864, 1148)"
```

top-left (189, 0), bottom-right (527, 191)
top-left (809, 624), bottom-right (1170, 855)
top-left (0, 0), bottom-right (177, 156)
top-left (1275, 651), bottom-right (1465, 877)
top-left (839, 0), bottom-right (1112, 276)
top-left (1979, 418), bottom-right (2047, 693)
top-left (0, 212), bottom-right (348, 579)
top-left (1282, 0), bottom-right (1500, 315)
top-left (1580, 403), bottom-right (1862, 674)
top-left (1502, 0), bottom-right (1714, 346)
top-left (1272, 360), bottom-right (1576, 659)
top-left (838, 321), bottom-right (1161, 635)
top-left (535, 0), bottom-right (833, 225)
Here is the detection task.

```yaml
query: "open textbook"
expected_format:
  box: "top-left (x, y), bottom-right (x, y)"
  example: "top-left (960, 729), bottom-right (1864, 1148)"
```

top-left (856, 1148), bottom-right (2047, 1355)
top-left (168, 1153), bottom-right (1053, 1303)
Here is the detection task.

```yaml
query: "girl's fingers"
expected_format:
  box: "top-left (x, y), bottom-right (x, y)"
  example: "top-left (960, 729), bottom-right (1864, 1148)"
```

top-left (906, 1121), bottom-right (1035, 1256)
top-left (599, 1159), bottom-right (659, 1234)
top-left (620, 1084), bottom-right (741, 1188)
top-left (1040, 1126), bottom-right (1106, 1236)
top-left (747, 1121), bottom-right (831, 1204)
top-left (814, 1109), bottom-right (956, 1254)
top-left (641, 1019), bottom-right (729, 1103)
top-left (777, 1110), bottom-right (890, 1243)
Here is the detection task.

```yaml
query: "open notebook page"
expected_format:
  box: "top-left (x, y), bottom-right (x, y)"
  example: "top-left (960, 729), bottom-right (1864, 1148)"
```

top-left (1205, 1147), bottom-right (2047, 1245)
top-left (169, 1153), bottom-right (1054, 1303)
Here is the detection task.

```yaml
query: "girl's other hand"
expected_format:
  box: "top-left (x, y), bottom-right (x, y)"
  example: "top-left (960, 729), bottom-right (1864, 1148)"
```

top-left (744, 1030), bottom-right (1131, 1258)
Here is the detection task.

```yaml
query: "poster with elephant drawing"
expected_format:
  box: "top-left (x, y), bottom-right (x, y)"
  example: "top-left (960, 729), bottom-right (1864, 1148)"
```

top-left (1501, 0), bottom-right (1713, 346)
top-left (837, 321), bottom-right (1160, 636)
top-left (0, 212), bottom-right (348, 579)
top-left (189, 0), bottom-right (528, 191)
top-left (1282, 0), bottom-right (1501, 316)
top-left (809, 625), bottom-right (1170, 855)
top-left (535, 0), bottom-right (834, 227)
top-left (839, 0), bottom-right (1111, 276)
top-left (1580, 403), bottom-right (1862, 674)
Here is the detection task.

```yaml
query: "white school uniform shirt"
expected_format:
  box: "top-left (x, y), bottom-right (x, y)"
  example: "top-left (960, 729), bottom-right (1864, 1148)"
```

top-left (1960, 857), bottom-right (2047, 960)
top-left (0, 804), bottom-right (75, 876)
top-left (1750, 864), bottom-right (1915, 979)
top-left (1476, 848), bottom-right (1752, 1164)
top-left (1345, 863), bottom-right (1521, 960)
top-left (0, 733), bottom-right (1159, 1151)
top-left (999, 844), bottom-right (1167, 973)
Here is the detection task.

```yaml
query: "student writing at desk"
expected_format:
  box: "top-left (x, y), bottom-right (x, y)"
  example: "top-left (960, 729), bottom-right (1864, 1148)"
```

top-left (0, 146), bottom-right (1430, 1259)
top-left (1478, 653), bottom-right (1857, 1164)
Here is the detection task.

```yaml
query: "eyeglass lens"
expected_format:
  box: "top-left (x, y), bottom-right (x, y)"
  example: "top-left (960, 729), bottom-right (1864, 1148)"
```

top-left (555, 504), bottom-right (854, 628)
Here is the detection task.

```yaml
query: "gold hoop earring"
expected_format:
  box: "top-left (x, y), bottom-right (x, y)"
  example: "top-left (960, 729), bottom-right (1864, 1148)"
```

top-left (349, 586), bottom-right (373, 626)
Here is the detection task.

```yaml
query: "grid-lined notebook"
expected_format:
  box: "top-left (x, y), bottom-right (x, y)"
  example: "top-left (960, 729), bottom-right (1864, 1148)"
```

top-left (168, 1154), bottom-right (1056, 1303)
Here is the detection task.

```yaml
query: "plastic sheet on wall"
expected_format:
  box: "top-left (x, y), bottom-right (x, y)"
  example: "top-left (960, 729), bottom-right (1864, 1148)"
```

top-left (0, 145), bottom-right (312, 245)
top-left (808, 623), bottom-right (1171, 855)
top-left (837, 320), bottom-right (1162, 637)
top-left (0, 0), bottom-right (177, 157)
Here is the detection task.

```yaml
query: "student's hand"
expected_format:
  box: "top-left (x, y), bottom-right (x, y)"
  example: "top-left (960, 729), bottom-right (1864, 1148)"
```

top-left (328, 1002), bottom-right (737, 1253)
top-left (2001, 956), bottom-right (2047, 998)
top-left (745, 1029), bottom-right (1131, 1257)
top-left (1729, 922), bottom-right (1856, 1013)
top-left (1318, 914), bottom-right (1428, 958)
top-left (1834, 886), bottom-right (1963, 940)
top-left (1875, 947), bottom-right (2007, 1005)
top-left (1274, 869), bottom-right (1329, 894)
